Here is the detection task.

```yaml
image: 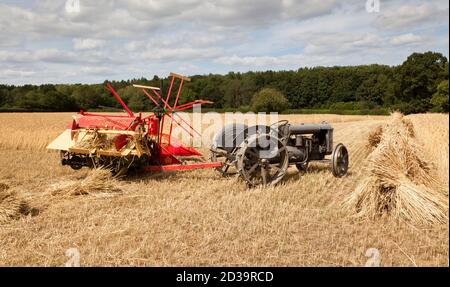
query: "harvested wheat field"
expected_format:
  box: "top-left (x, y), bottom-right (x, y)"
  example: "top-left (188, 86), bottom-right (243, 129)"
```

top-left (0, 112), bottom-right (448, 266)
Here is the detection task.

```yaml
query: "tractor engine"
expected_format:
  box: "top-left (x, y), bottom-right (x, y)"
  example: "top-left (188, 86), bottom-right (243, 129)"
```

top-left (285, 123), bottom-right (333, 163)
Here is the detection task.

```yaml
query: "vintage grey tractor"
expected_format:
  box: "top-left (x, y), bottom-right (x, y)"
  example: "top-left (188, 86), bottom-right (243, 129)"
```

top-left (210, 120), bottom-right (349, 187)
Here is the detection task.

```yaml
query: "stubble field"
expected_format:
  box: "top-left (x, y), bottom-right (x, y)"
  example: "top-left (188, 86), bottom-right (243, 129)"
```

top-left (0, 112), bottom-right (448, 266)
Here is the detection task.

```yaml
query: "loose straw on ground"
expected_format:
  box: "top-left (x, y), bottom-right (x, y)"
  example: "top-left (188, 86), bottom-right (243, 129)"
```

top-left (0, 183), bottom-right (30, 223)
top-left (51, 167), bottom-right (122, 196)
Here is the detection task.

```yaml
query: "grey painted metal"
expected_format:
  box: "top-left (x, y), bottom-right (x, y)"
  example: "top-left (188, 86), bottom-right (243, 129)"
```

top-left (209, 120), bottom-right (348, 186)
top-left (211, 123), bottom-right (248, 152)
top-left (288, 123), bottom-right (333, 134)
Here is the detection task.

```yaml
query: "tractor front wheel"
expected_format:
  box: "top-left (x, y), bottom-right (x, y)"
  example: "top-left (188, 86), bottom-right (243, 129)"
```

top-left (331, 143), bottom-right (349, 177)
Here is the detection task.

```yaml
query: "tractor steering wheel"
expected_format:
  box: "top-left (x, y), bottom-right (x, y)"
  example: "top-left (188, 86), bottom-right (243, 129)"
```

top-left (270, 120), bottom-right (289, 128)
top-left (270, 120), bottom-right (290, 138)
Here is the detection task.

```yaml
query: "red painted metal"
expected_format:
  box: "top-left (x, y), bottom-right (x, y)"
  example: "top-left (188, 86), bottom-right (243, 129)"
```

top-left (159, 134), bottom-right (202, 157)
top-left (141, 88), bottom-right (200, 137)
top-left (175, 100), bottom-right (214, 111)
top-left (148, 117), bottom-right (159, 135)
top-left (80, 111), bottom-right (134, 118)
top-left (106, 83), bottom-right (134, 117)
top-left (168, 79), bottom-right (185, 144)
top-left (155, 89), bottom-right (201, 137)
top-left (76, 115), bottom-right (134, 130)
top-left (158, 146), bottom-right (182, 165)
top-left (173, 79), bottom-right (184, 109)
top-left (140, 88), bottom-right (158, 106)
top-left (114, 134), bottom-right (128, 150)
top-left (136, 79), bottom-right (205, 162)
top-left (144, 161), bottom-right (223, 172)
top-left (166, 76), bottom-right (175, 104)
top-left (150, 88), bottom-right (169, 109)
top-left (66, 72), bottom-right (216, 173)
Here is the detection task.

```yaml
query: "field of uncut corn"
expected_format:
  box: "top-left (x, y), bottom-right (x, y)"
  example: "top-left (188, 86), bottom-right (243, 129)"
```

top-left (0, 112), bottom-right (448, 266)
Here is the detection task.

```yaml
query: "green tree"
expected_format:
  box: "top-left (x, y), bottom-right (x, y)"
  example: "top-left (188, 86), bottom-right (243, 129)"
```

top-left (0, 51), bottom-right (448, 114)
top-left (223, 78), bottom-right (245, 108)
top-left (295, 69), bottom-right (318, 108)
top-left (356, 74), bottom-right (390, 107)
top-left (251, 88), bottom-right (289, 113)
top-left (127, 94), bottom-right (148, 112)
top-left (16, 90), bottom-right (42, 110)
top-left (431, 80), bottom-right (449, 112)
top-left (0, 86), bottom-right (8, 107)
top-left (71, 85), bottom-right (99, 109)
top-left (395, 51), bottom-right (448, 113)
top-left (42, 90), bottom-right (78, 111)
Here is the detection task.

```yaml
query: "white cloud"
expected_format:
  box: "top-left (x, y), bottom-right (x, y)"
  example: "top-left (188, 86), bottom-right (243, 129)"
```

top-left (390, 33), bottom-right (423, 45)
top-left (374, 2), bottom-right (449, 30)
top-left (73, 38), bottom-right (105, 50)
top-left (0, 0), bottom-right (448, 84)
top-left (0, 69), bottom-right (36, 78)
top-left (215, 55), bottom-right (282, 67)
top-left (80, 66), bottom-right (112, 74)
top-left (302, 33), bottom-right (385, 56)
top-left (281, 0), bottom-right (339, 19)
top-left (141, 47), bottom-right (222, 61)
top-left (214, 53), bottom-right (335, 70)
top-left (0, 49), bottom-right (73, 63)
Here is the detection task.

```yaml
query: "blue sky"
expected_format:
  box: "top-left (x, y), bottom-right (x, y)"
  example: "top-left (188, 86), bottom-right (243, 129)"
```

top-left (0, 0), bottom-right (448, 85)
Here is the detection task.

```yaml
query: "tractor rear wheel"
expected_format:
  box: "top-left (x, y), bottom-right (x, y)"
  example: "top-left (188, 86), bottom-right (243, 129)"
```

top-left (236, 133), bottom-right (289, 187)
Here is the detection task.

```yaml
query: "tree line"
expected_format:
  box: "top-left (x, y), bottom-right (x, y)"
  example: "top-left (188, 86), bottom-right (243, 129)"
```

top-left (0, 51), bottom-right (448, 114)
